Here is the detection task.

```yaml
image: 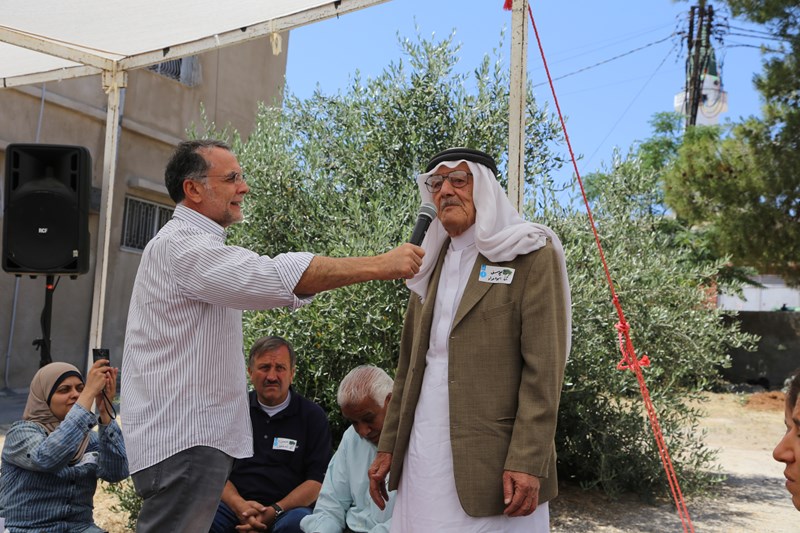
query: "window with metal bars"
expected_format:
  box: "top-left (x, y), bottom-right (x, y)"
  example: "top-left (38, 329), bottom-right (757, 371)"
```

top-left (121, 196), bottom-right (173, 251)
top-left (146, 57), bottom-right (199, 85)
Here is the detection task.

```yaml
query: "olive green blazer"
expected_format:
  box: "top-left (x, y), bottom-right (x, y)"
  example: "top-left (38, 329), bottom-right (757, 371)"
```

top-left (379, 239), bottom-right (568, 517)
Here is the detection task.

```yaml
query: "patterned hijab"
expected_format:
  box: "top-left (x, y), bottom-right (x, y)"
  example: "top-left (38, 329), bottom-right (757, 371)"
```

top-left (23, 362), bottom-right (90, 464)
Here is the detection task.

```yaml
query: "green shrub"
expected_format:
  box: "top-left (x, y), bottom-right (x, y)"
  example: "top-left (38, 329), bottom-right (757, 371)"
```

top-left (103, 479), bottom-right (140, 531)
top-left (197, 31), bottom-right (754, 498)
top-left (222, 29), bottom-right (562, 442)
top-left (545, 153), bottom-right (756, 496)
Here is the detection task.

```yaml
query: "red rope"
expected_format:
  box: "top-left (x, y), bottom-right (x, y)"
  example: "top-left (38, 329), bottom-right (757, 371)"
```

top-left (503, 2), bottom-right (695, 531)
top-left (615, 320), bottom-right (650, 371)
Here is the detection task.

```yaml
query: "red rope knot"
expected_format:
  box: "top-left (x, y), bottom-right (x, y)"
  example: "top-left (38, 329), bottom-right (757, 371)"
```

top-left (615, 321), bottom-right (650, 371)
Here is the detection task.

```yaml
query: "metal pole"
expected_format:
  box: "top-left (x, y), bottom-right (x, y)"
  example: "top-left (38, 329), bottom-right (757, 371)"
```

top-left (3, 83), bottom-right (48, 389)
top-left (87, 68), bottom-right (126, 365)
top-left (508, 0), bottom-right (528, 213)
top-left (40, 276), bottom-right (55, 367)
top-left (32, 276), bottom-right (56, 368)
top-left (3, 280), bottom-right (20, 389)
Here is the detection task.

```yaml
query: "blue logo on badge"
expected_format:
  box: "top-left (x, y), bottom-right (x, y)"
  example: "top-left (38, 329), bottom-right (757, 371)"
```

top-left (480, 265), bottom-right (487, 278)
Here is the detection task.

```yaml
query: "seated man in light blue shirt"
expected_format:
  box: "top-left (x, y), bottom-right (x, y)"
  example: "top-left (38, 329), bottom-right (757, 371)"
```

top-left (301, 366), bottom-right (396, 533)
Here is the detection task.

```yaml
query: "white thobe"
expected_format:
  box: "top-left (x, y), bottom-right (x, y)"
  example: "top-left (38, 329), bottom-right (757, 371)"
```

top-left (390, 226), bottom-right (549, 533)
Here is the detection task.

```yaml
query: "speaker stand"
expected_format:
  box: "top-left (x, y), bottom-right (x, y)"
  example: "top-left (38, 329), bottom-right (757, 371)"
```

top-left (32, 275), bottom-right (55, 368)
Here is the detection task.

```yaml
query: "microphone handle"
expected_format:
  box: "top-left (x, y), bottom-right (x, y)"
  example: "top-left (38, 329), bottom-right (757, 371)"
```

top-left (409, 216), bottom-right (432, 246)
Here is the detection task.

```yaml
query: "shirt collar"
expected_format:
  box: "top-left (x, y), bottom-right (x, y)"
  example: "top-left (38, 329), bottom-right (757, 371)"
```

top-left (173, 203), bottom-right (227, 238)
top-left (248, 387), bottom-right (299, 419)
top-left (449, 224), bottom-right (476, 252)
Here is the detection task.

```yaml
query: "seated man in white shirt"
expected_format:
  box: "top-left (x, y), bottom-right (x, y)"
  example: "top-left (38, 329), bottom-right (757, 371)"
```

top-left (301, 366), bottom-right (396, 533)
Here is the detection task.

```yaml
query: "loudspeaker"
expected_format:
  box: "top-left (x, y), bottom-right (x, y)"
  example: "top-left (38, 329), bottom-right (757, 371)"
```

top-left (3, 144), bottom-right (91, 275)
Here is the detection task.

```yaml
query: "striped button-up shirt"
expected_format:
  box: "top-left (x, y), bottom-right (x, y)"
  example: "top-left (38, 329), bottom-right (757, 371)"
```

top-left (121, 204), bottom-right (313, 473)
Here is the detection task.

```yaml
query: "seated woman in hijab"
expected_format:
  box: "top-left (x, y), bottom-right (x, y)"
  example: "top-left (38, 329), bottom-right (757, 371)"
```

top-left (0, 359), bottom-right (128, 532)
top-left (774, 369), bottom-right (800, 511)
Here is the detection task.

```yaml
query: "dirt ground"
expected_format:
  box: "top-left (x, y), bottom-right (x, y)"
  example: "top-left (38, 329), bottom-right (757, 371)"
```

top-left (0, 392), bottom-right (795, 532)
top-left (549, 391), bottom-right (796, 533)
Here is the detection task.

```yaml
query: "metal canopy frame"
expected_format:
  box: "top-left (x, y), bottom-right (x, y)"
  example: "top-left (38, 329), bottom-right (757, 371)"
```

top-left (0, 0), bottom-right (391, 359)
top-left (0, 0), bottom-right (528, 361)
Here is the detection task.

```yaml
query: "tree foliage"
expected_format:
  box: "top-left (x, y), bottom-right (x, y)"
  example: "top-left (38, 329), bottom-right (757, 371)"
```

top-left (663, 0), bottom-right (800, 284)
top-left (722, 0), bottom-right (800, 110)
top-left (198, 31), bottom-right (754, 498)
top-left (547, 148), bottom-right (756, 496)
top-left (221, 31), bottom-right (563, 441)
top-left (663, 120), bottom-right (799, 284)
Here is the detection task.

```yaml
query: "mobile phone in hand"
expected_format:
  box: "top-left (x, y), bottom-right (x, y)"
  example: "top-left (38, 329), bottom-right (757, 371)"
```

top-left (92, 348), bottom-right (110, 366)
top-left (91, 349), bottom-right (113, 408)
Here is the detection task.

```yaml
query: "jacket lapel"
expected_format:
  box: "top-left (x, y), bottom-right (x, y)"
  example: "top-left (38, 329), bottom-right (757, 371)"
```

top-left (413, 240), bottom-right (449, 360)
top-left (452, 253), bottom-right (495, 330)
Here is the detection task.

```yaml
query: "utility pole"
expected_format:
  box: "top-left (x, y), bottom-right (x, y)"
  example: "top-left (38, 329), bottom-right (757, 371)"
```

top-left (684, 1), bottom-right (714, 127)
top-left (508, 0), bottom-right (528, 212)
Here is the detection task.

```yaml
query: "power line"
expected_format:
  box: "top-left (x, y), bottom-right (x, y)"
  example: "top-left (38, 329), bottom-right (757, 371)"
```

top-left (724, 42), bottom-right (783, 53)
top-left (726, 24), bottom-right (786, 39)
top-left (544, 22), bottom-right (678, 63)
top-left (726, 31), bottom-right (789, 42)
top-left (552, 67), bottom-right (682, 97)
top-left (581, 43), bottom-right (679, 173)
top-left (532, 33), bottom-right (677, 88)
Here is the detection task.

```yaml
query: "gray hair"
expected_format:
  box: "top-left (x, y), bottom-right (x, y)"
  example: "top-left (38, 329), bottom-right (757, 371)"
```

top-left (248, 336), bottom-right (296, 369)
top-left (165, 139), bottom-right (231, 203)
top-left (337, 365), bottom-right (393, 408)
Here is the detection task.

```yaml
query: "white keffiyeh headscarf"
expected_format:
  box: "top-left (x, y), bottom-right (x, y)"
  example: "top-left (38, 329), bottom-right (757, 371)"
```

top-left (406, 154), bottom-right (572, 359)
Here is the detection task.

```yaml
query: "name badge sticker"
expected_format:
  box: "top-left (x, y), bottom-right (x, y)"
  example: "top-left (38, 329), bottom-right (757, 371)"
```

top-left (479, 265), bottom-right (515, 285)
top-left (273, 437), bottom-right (298, 452)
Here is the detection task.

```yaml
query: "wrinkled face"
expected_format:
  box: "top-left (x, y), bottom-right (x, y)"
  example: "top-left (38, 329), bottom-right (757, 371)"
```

top-left (774, 396), bottom-right (800, 511)
top-left (49, 376), bottom-right (84, 421)
top-left (248, 346), bottom-right (295, 407)
top-left (193, 146), bottom-right (249, 228)
top-left (430, 161), bottom-right (476, 237)
top-left (340, 393), bottom-right (391, 446)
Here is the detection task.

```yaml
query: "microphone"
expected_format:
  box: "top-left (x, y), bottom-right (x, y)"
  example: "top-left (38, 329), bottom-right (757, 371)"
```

top-left (409, 203), bottom-right (437, 246)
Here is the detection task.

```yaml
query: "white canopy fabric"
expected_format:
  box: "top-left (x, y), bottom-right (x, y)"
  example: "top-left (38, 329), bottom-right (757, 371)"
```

top-left (0, 0), bottom-right (391, 354)
top-left (0, 0), bottom-right (388, 87)
top-left (0, 0), bottom-right (526, 359)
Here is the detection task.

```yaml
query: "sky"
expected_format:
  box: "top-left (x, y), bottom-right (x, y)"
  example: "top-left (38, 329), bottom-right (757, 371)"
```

top-left (285, 0), bottom-right (770, 189)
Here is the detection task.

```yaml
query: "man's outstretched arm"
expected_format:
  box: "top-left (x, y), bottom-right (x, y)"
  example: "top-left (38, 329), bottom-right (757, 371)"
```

top-left (294, 244), bottom-right (424, 296)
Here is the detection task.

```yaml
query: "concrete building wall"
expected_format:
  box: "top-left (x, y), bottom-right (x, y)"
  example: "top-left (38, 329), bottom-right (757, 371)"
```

top-left (0, 35), bottom-right (288, 388)
top-left (718, 274), bottom-right (800, 312)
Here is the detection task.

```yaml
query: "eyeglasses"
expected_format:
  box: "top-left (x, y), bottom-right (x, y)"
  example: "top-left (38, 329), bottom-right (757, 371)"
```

top-left (424, 170), bottom-right (472, 193)
top-left (197, 172), bottom-right (247, 185)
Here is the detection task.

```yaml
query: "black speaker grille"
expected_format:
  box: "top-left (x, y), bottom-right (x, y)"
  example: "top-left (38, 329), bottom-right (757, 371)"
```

top-left (2, 144), bottom-right (91, 275)
top-left (5, 189), bottom-right (80, 271)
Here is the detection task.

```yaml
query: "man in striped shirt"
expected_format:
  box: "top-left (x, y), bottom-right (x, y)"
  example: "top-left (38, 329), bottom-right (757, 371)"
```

top-left (122, 139), bottom-right (424, 533)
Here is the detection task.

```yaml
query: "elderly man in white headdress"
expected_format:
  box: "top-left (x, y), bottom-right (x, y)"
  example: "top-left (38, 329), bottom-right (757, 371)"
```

top-left (368, 148), bottom-right (571, 532)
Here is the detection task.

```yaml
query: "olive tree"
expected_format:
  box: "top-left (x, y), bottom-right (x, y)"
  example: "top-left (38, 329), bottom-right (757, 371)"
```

top-left (543, 151), bottom-right (756, 496)
top-left (220, 31), bottom-right (562, 440)
top-left (210, 32), bottom-right (752, 496)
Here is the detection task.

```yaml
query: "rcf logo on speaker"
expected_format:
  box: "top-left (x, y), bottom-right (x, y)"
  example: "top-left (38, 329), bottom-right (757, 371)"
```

top-left (38, 228), bottom-right (48, 234)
